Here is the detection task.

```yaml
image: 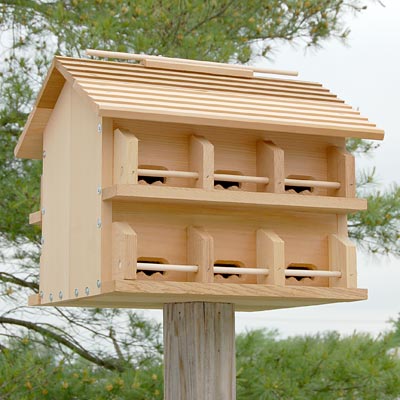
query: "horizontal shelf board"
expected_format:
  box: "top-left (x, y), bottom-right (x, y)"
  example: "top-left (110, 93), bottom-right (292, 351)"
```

top-left (102, 184), bottom-right (367, 214)
top-left (31, 280), bottom-right (368, 311)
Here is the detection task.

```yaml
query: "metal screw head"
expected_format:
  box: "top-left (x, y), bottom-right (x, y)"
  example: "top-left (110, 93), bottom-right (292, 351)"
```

top-left (96, 280), bottom-right (101, 288)
top-left (49, 293), bottom-right (53, 302)
top-left (85, 287), bottom-right (90, 296)
top-left (97, 218), bottom-right (102, 228)
top-left (97, 186), bottom-right (102, 195)
top-left (97, 123), bottom-right (102, 134)
top-left (58, 291), bottom-right (63, 300)
top-left (39, 290), bottom-right (44, 298)
top-left (42, 150), bottom-right (46, 158)
top-left (41, 236), bottom-right (45, 245)
top-left (41, 208), bottom-right (46, 215)
top-left (74, 288), bottom-right (79, 297)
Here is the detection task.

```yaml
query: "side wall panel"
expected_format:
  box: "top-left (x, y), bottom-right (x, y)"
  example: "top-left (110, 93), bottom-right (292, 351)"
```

top-left (40, 84), bottom-right (71, 302)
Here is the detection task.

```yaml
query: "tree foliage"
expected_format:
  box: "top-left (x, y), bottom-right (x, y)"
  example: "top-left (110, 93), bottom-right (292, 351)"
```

top-left (0, 0), bottom-right (398, 394)
top-left (1, 321), bottom-right (400, 399)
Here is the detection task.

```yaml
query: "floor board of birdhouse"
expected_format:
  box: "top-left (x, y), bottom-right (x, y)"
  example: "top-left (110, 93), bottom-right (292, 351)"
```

top-left (29, 280), bottom-right (367, 311)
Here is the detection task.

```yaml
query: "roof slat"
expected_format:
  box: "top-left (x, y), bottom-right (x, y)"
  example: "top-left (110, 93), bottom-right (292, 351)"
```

top-left (81, 87), bottom-right (370, 126)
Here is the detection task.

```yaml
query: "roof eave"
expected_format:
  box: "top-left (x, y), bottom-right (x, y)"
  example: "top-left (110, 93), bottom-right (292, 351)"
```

top-left (14, 58), bottom-right (67, 159)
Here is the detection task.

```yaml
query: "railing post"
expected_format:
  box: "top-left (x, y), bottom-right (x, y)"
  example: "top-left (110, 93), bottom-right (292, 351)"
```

top-left (190, 135), bottom-right (214, 190)
top-left (113, 128), bottom-right (139, 185)
top-left (257, 141), bottom-right (285, 193)
top-left (256, 229), bottom-right (285, 285)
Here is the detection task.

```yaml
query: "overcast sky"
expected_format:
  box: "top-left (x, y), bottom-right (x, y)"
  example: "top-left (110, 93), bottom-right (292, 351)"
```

top-left (235, 0), bottom-right (400, 337)
top-left (144, 1), bottom-right (400, 337)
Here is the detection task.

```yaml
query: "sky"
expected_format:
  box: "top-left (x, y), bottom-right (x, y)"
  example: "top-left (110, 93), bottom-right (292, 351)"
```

top-left (143, 1), bottom-right (400, 338)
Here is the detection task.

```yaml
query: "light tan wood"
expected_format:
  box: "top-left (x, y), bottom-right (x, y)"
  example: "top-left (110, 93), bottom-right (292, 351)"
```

top-left (36, 279), bottom-right (368, 310)
top-left (164, 302), bottom-right (235, 400)
top-left (257, 141), bottom-right (284, 193)
top-left (87, 48), bottom-right (297, 76)
top-left (68, 88), bottom-right (102, 299)
top-left (100, 117), bottom-right (114, 285)
top-left (112, 222), bottom-right (137, 280)
top-left (103, 184), bottom-right (367, 214)
top-left (187, 227), bottom-right (214, 283)
top-left (65, 65), bottom-right (334, 101)
top-left (15, 56), bottom-right (384, 159)
top-left (74, 76), bottom-right (353, 110)
top-left (29, 211), bottom-right (42, 226)
top-left (113, 128), bottom-right (138, 185)
top-left (39, 83), bottom-right (71, 302)
top-left (189, 135), bottom-right (214, 190)
top-left (143, 58), bottom-right (252, 78)
top-left (28, 294), bottom-right (41, 306)
top-left (329, 234), bottom-right (357, 288)
top-left (327, 146), bottom-right (356, 197)
top-left (99, 105), bottom-right (384, 141)
top-left (257, 229), bottom-right (285, 285)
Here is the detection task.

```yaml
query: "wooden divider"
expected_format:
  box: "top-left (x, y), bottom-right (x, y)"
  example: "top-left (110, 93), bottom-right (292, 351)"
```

top-left (329, 234), bottom-right (357, 288)
top-left (113, 128), bottom-right (139, 185)
top-left (256, 141), bottom-right (284, 193)
top-left (256, 229), bottom-right (285, 285)
top-left (187, 226), bottom-right (214, 283)
top-left (327, 146), bottom-right (355, 197)
top-left (189, 135), bottom-right (214, 190)
top-left (112, 222), bottom-right (137, 280)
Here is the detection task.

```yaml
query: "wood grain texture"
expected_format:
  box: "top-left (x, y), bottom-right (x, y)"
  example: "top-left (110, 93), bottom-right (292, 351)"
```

top-left (257, 229), bottom-right (285, 285)
top-left (103, 184), bottom-right (367, 214)
top-left (164, 302), bottom-right (235, 400)
top-left (189, 135), bottom-right (214, 190)
top-left (112, 222), bottom-right (137, 280)
top-left (143, 57), bottom-right (252, 78)
top-left (329, 234), bottom-right (357, 288)
top-left (327, 146), bottom-right (356, 197)
top-left (113, 128), bottom-right (138, 185)
top-left (257, 141), bottom-right (284, 193)
top-left (16, 56), bottom-right (384, 159)
top-left (187, 226), bottom-right (214, 283)
top-left (34, 279), bottom-right (368, 310)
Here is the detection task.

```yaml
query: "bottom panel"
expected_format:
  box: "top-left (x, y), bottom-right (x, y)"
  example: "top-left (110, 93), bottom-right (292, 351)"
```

top-left (29, 280), bottom-right (367, 312)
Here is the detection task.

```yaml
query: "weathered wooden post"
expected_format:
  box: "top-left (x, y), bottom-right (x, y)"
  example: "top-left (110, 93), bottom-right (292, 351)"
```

top-left (16, 50), bottom-right (383, 399)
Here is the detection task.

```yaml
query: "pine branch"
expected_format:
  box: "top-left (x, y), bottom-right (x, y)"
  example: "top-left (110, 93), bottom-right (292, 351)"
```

top-left (0, 316), bottom-right (125, 372)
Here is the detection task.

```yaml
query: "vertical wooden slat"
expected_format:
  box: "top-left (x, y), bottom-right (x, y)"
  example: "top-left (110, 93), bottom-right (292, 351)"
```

top-left (187, 226), bottom-right (214, 283)
top-left (189, 135), bottom-right (214, 189)
top-left (256, 140), bottom-right (285, 193)
top-left (164, 302), bottom-right (235, 400)
top-left (327, 146), bottom-right (355, 197)
top-left (112, 222), bottom-right (137, 280)
top-left (113, 128), bottom-right (139, 185)
top-left (256, 229), bottom-right (285, 285)
top-left (329, 234), bottom-right (357, 288)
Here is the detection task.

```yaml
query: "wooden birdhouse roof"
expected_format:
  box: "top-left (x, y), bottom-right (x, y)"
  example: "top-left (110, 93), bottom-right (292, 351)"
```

top-left (15, 54), bottom-right (384, 159)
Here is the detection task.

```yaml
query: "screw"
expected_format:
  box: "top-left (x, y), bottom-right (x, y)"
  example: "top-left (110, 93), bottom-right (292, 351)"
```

top-left (97, 186), bottom-right (102, 195)
top-left (42, 150), bottom-right (46, 158)
top-left (49, 293), bottom-right (53, 302)
top-left (39, 290), bottom-right (44, 298)
top-left (96, 280), bottom-right (101, 288)
top-left (41, 208), bottom-right (46, 215)
top-left (97, 218), bottom-right (102, 228)
top-left (97, 123), bottom-right (102, 134)
top-left (58, 291), bottom-right (63, 300)
top-left (85, 287), bottom-right (90, 296)
top-left (74, 288), bottom-right (79, 297)
top-left (41, 236), bottom-right (45, 245)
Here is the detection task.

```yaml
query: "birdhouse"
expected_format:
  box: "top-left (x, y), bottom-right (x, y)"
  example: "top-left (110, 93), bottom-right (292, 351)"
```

top-left (15, 52), bottom-right (384, 311)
